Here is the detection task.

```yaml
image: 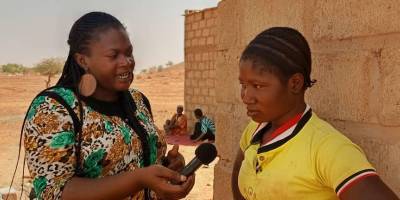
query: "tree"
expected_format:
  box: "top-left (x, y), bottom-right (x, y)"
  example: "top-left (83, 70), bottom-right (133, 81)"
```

top-left (157, 65), bottom-right (163, 72)
top-left (149, 66), bottom-right (157, 73)
top-left (166, 61), bottom-right (174, 67)
top-left (1, 63), bottom-right (26, 74)
top-left (34, 57), bottom-right (64, 88)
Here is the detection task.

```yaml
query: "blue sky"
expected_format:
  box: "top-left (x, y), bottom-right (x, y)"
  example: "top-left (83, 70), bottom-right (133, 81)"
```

top-left (0, 0), bottom-right (218, 70)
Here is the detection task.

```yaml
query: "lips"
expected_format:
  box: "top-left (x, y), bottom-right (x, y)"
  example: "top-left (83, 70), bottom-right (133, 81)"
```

top-left (117, 71), bottom-right (133, 81)
top-left (246, 108), bottom-right (259, 117)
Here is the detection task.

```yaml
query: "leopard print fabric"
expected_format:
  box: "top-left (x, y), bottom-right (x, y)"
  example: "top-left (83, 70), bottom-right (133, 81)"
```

top-left (23, 87), bottom-right (166, 200)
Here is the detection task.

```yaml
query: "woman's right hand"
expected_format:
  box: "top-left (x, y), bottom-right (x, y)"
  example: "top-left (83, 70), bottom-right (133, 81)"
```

top-left (136, 165), bottom-right (195, 200)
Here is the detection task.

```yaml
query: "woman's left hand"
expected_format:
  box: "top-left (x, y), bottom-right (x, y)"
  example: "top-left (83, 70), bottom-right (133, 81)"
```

top-left (165, 145), bottom-right (185, 172)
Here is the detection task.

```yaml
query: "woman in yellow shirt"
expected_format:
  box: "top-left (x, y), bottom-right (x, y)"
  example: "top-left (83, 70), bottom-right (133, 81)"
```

top-left (231, 27), bottom-right (398, 200)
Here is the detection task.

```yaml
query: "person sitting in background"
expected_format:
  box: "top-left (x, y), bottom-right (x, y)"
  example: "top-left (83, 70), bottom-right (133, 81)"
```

top-left (190, 108), bottom-right (216, 142)
top-left (164, 105), bottom-right (187, 135)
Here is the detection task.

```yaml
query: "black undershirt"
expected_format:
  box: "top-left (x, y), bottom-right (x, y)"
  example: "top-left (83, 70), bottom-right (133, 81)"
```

top-left (82, 94), bottom-right (127, 120)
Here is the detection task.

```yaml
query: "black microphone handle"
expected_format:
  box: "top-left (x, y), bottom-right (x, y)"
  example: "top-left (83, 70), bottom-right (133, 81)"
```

top-left (180, 157), bottom-right (202, 176)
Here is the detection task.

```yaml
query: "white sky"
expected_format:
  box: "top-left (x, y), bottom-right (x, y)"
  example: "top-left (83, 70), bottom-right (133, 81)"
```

top-left (0, 0), bottom-right (218, 70)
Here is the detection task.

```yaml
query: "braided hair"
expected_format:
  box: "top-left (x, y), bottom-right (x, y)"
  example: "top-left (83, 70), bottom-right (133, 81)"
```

top-left (56, 12), bottom-right (152, 168)
top-left (240, 27), bottom-right (316, 89)
top-left (57, 11), bottom-right (125, 88)
top-left (11, 12), bottom-right (153, 200)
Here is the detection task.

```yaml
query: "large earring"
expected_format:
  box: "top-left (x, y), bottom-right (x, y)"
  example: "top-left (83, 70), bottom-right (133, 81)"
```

top-left (78, 67), bottom-right (97, 97)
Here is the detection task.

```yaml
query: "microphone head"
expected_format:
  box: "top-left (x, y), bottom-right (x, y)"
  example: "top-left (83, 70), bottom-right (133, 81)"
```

top-left (195, 143), bottom-right (217, 165)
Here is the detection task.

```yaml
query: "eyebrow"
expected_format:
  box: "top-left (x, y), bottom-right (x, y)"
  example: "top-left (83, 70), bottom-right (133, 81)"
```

top-left (106, 44), bottom-right (133, 52)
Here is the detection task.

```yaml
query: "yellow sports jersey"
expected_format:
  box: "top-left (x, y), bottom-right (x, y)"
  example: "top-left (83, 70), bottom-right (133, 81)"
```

top-left (238, 108), bottom-right (376, 200)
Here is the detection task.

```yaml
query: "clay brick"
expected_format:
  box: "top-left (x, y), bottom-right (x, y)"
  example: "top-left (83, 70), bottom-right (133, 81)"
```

top-left (206, 18), bottom-right (215, 27)
top-left (192, 22), bottom-right (199, 30)
top-left (307, 51), bottom-right (376, 122)
top-left (195, 30), bottom-right (202, 37)
top-left (206, 36), bottom-right (214, 45)
top-left (199, 37), bottom-right (206, 45)
top-left (199, 20), bottom-right (206, 28)
top-left (202, 28), bottom-right (210, 37)
top-left (313, 0), bottom-right (400, 40)
top-left (379, 48), bottom-right (400, 126)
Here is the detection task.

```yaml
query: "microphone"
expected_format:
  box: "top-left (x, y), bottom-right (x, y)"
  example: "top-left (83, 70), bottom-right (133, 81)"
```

top-left (180, 143), bottom-right (218, 176)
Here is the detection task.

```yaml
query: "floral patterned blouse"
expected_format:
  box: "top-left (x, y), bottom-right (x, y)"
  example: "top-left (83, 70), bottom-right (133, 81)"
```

top-left (23, 87), bottom-right (166, 200)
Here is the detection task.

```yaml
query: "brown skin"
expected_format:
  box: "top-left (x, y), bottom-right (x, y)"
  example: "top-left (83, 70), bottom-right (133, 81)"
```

top-left (340, 176), bottom-right (398, 200)
top-left (62, 27), bottom-right (194, 200)
top-left (177, 106), bottom-right (183, 115)
top-left (170, 106), bottom-right (184, 128)
top-left (239, 60), bottom-right (306, 138)
top-left (231, 149), bottom-right (245, 200)
top-left (75, 28), bottom-right (135, 102)
top-left (232, 60), bottom-right (398, 200)
top-left (63, 166), bottom-right (194, 200)
top-left (166, 145), bottom-right (185, 171)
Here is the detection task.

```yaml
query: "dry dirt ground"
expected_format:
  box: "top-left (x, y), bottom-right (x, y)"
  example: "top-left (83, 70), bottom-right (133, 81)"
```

top-left (0, 63), bottom-right (215, 199)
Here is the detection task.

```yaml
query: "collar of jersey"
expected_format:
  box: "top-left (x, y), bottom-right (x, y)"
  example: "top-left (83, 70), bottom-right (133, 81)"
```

top-left (250, 105), bottom-right (312, 153)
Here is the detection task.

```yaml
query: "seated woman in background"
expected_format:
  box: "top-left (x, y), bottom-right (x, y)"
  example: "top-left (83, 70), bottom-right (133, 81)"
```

top-left (163, 105), bottom-right (188, 135)
top-left (190, 108), bottom-right (216, 142)
top-left (231, 27), bottom-right (398, 200)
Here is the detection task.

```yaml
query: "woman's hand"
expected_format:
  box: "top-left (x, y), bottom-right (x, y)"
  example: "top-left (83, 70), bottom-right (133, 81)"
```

top-left (165, 145), bottom-right (185, 172)
top-left (137, 165), bottom-right (195, 200)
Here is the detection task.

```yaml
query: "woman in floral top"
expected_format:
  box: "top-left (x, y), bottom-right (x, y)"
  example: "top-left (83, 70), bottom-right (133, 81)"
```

top-left (23, 12), bottom-right (194, 200)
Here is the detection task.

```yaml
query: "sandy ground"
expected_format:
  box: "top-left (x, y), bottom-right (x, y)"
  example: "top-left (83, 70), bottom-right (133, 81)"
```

top-left (0, 63), bottom-right (214, 199)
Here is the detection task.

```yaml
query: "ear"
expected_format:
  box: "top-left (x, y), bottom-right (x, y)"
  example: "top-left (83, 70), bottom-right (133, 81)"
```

top-left (288, 73), bottom-right (305, 94)
top-left (74, 53), bottom-right (89, 70)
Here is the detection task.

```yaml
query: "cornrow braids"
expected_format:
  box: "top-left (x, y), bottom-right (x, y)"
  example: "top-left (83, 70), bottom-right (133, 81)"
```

top-left (240, 27), bottom-right (316, 88)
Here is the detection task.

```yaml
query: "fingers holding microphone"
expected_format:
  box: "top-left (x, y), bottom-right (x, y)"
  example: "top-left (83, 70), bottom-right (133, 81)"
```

top-left (144, 143), bottom-right (217, 199)
top-left (138, 165), bottom-right (194, 200)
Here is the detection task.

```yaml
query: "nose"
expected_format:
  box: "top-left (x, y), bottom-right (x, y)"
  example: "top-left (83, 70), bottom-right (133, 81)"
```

top-left (241, 86), bottom-right (256, 105)
top-left (120, 55), bottom-right (134, 67)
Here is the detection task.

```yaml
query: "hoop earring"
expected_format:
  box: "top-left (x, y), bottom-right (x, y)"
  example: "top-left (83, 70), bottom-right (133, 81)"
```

top-left (78, 68), bottom-right (97, 97)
